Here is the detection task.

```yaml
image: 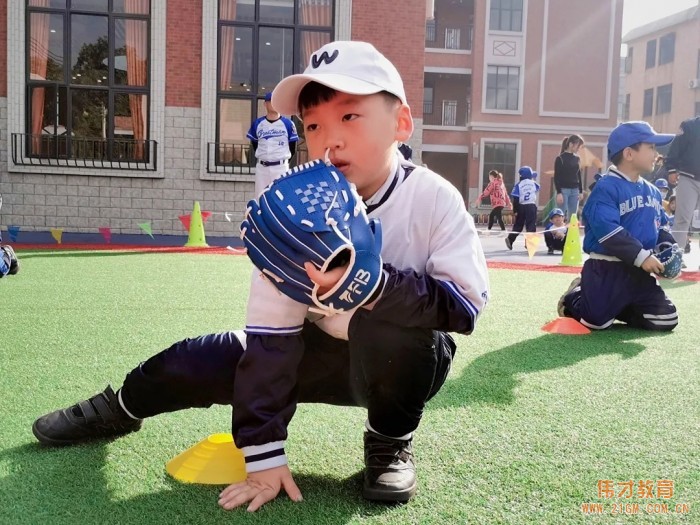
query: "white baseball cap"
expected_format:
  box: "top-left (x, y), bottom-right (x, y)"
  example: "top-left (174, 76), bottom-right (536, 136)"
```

top-left (272, 41), bottom-right (407, 116)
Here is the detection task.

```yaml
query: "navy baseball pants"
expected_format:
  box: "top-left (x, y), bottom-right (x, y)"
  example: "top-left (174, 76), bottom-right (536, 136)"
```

top-left (507, 203), bottom-right (537, 244)
top-left (120, 311), bottom-right (455, 438)
top-left (562, 259), bottom-right (678, 331)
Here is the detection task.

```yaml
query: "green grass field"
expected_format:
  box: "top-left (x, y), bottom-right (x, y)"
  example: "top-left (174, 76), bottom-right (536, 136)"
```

top-left (1, 250), bottom-right (698, 524)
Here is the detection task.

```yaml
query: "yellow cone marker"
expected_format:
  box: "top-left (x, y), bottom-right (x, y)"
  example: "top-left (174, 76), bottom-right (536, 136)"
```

top-left (560, 213), bottom-right (583, 266)
top-left (184, 201), bottom-right (209, 247)
top-left (166, 433), bottom-right (247, 485)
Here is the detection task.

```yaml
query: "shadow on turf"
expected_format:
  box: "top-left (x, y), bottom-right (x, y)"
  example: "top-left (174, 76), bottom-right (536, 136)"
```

top-left (430, 326), bottom-right (660, 409)
top-left (0, 443), bottom-right (391, 524)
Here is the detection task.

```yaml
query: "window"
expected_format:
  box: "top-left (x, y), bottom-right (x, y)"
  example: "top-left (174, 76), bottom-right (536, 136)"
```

top-left (489, 0), bottom-right (523, 32)
top-left (216, 0), bottom-right (333, 168)
top-left (445, 28), bottom-right (461, 49)
top-left (624, 46), bottom-right (633, 74)
top-left (426, 18), bottom-right (436, 42)
top-left (645, 39), bottom-right (656, 68)
top-left (442, 100), bottom-right (457, 126)
top-left (483, 142), bottom-right (517, 192)
top-left (656, 84), bottom-right (672, 114)
top-left (423, 86), bottom-right (434, 114)
top-left (485, 65), bottom-right (519, 110)
top-left (25, 0), bottom-right (151, 165)
top-left (695, 101), bottom-right (700, 117)
top-left (643, 88), bottom-right (653, 117)
top-left (622, 93), bottom-right (630, 121)
top-left (658, 33), bottom-right (675, 65)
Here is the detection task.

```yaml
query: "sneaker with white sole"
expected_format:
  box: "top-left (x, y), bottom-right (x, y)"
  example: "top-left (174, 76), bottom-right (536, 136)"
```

top-left (557, 276), bottom-right (581, 317)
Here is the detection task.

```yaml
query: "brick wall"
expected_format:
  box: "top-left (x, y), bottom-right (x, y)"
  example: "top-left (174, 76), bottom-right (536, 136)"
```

top-left (0, 3), bottom-right (6, 98)
top-left (166, 0), bottom-right (203, 108)
top-left (351, 0), bottom-right (426, 119)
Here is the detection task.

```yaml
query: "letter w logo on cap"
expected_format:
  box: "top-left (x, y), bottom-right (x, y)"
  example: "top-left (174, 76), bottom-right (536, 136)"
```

top-left (311, 49), bottom-right (339, 69)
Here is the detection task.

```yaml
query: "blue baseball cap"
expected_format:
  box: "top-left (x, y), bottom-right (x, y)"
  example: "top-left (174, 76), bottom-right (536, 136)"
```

top-left (654, 178), bottom-right (669, 189)
top-left (549, 208), bottom-right (564, 218)
top-left (518, 166), bottom-right (537, 179)
top-left (264, 92), bottom-right (273, 102)
top-left (607, 121), bottom-right (674, 159)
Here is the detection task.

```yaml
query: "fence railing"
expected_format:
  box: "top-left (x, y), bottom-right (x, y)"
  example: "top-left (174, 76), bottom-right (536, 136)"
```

top-left (207, 142), bottom-right (311, 174)
top-left (11, 133), bottom-right (157, 171)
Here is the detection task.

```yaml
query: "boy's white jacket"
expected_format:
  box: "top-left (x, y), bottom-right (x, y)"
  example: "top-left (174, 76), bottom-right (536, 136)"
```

top-left (246, 154), bottom-right (489, 338)
top-left (235, 153), bottom-right (489, 473)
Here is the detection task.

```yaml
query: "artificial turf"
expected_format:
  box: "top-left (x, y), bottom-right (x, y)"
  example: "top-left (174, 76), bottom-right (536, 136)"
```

top-left (0, 250), bottom-right (697, 524)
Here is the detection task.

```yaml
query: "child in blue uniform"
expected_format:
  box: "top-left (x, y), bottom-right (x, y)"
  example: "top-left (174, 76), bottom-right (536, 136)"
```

top-left (558, 121), bottom-right (678, 331)
top-left (544, 208), bottom-right (567, 255)
top-left (505, 166), bottom-right (539, 250)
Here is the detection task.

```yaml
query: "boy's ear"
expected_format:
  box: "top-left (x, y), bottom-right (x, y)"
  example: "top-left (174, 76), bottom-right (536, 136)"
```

top-left (394, 104), bottom-right (414, 143)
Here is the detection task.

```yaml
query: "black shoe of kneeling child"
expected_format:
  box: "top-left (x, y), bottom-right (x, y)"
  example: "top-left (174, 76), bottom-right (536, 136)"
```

top-left (363, 431), bottom-right (417, 503)
top-left (32, 385), bottom-right (142, 446)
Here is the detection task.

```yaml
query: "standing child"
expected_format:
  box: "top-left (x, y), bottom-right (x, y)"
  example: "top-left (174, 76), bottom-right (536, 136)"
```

top-left (32, 41), bottom-right (489, 511)
top-left (475, 170), bottom-right (511, 231)
top-left (544, 208), bottom-right (567, 255)
top-left (247, 92), bottom-right (299, 195)
top-left (558, 121), bottom-right (678, 331)
top-left (505, 166), bottom-right (540, 250)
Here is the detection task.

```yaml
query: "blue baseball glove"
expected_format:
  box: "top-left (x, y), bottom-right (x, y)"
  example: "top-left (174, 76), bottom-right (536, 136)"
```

top-left (655, 242), bottom-right (682, 279)
top-left (240, 159), bottom-right (383, 315)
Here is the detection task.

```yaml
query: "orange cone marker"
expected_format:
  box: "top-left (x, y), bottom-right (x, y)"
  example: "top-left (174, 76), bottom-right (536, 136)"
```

top-left (542, 317), bottom-right (591, 335)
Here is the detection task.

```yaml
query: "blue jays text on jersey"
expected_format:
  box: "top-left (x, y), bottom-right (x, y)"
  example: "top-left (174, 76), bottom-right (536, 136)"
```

top-left (582, 168), bottom-right (673, 266)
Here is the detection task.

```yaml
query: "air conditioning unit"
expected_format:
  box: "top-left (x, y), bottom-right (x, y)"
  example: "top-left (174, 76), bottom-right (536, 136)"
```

top-left (689, 79), bottom-right (700, 89)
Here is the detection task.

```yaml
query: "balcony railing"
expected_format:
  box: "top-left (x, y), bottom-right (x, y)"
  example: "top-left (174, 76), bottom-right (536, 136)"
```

top-left (207, 141), bottom-right (311, 174)
top-left (11, 133), bottom-right (157, 171)
top-left (425, 23), bottom-right (473, 51)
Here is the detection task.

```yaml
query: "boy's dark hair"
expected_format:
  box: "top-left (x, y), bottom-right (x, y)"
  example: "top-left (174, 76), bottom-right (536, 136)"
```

top-left (610, 143), bottom-right (641, 166)
top-left (298, 82), bottom-right (401, 115)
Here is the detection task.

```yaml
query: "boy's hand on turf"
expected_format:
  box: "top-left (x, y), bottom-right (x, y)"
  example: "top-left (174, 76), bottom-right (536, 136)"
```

top-left (218, 465), bottom-right (303, 512)
top-left (641, 255), bottom-right (664, 275)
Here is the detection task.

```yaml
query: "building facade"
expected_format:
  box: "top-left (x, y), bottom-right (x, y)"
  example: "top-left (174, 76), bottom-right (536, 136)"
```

top-left (0, 0), bottom-right (622, 241)
top-left (621, 2), bottom-right (700, 134)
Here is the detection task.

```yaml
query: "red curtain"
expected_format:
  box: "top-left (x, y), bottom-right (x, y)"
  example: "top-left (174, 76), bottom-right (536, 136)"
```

top-left (29, 2), bottom-right (51, 154)
top-left (299, 0), bottom-right (332, 65)
top-left (125, 0), bottom-right (149, 159)
top-left (219, 0), bottom-right (237, 91)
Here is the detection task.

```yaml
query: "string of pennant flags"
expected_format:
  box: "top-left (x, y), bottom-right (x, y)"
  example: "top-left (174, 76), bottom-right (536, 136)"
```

top-left (4, 208), bottom-right (239, 245)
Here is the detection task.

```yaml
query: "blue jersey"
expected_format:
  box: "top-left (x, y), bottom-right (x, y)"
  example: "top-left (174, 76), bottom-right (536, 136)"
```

top-left (511, 178), bottom-right (539, 205)
top-left (582, 167), bottom-right (673, 266)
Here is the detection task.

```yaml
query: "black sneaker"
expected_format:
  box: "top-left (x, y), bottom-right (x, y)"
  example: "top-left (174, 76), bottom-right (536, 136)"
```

top-left (505, 237), bottom-right (513, 250)
top-left (32, 385), bottom-right (142, 446)
top-left (2, 246), bottom-right (19, 275)
top-left (547, 248), bottom-right (555, 255)
top-left (557, 276), bottom-right (581, 317)
top-left (363, 431), bottom-right (416, 502)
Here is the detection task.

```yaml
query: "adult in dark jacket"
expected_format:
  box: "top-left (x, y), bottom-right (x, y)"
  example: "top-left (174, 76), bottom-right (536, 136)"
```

top-left (665, 117), bottom-right (700, 252)
top-left (554, 134), bottom-right (584, 219)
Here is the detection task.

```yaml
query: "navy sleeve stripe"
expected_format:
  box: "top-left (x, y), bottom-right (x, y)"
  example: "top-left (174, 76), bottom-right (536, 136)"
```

top-left (245, 448), bottom-right (285, 464)
top-left (599, 225), bottom-right (623, 243)
top-left (443, 280), bottom-right (478, 318)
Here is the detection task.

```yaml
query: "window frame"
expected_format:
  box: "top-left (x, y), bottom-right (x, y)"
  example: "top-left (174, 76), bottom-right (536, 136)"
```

top-left (655, 83), bottom-right (672, 115)
top-left (482, 141), bottom-right (518, 196)
top-left (489, 0), bottom-right (523, 32)
top-left (485, 65), bottom-right (520, 111)
top-left (658, 32), bottom-right (675, 65)
top-left (645, 39), bottom-right (657, 69)
top-left (214, 0), bottom-right (334, 170)
top-left (642, 88), bottom-right (653, 117)
top-left (24, 0), bottom-right (152, 164)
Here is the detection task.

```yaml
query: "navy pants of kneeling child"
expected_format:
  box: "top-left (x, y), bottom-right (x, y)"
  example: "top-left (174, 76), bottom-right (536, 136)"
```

top-left (119, 311), bottom-right (456, 439)
top-left (562, 259), bottom-right (678, 331)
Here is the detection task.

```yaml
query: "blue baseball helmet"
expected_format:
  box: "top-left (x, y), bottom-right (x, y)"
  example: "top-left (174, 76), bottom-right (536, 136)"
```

top-left (654, 178), bottom-right (669, 189)
top-left (549, 208), bottom-right (564, 219)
